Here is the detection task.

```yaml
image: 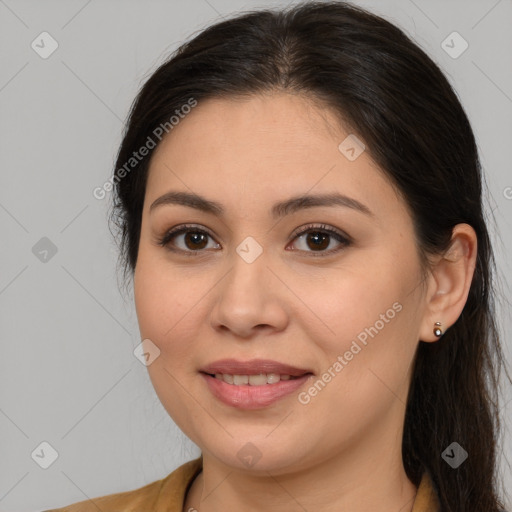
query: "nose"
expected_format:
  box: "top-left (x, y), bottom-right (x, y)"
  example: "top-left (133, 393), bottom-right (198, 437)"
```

top-left (209, 248), bottom-right (289, 339)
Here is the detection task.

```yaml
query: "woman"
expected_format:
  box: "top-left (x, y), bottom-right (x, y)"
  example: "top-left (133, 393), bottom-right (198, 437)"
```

top-left (46, 1), bottom-right (510, 511)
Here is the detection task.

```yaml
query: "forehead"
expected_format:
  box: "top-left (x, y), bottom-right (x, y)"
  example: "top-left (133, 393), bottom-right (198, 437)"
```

top-left (145, 92), bottom-right (403, 219)
top-left (152, 92), bottom-right (345, 162)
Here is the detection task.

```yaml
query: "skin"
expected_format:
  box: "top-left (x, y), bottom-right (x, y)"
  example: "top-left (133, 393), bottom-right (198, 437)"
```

top-left (133, 92), bottom-right (477, 512)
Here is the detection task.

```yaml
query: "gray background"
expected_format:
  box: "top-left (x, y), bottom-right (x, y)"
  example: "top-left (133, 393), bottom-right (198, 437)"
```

top-left (1, 0), bottom-right (511, 510)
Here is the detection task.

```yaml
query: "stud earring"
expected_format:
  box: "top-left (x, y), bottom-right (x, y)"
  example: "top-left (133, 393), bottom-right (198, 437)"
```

top-left (433, 322), bottom-right (443, 337)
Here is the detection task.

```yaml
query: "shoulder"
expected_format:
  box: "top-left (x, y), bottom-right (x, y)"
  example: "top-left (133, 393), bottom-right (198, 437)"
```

top-left (43, 457), bottom-right (203, 512)
top-left (412, 470), bottom-right (441, 512)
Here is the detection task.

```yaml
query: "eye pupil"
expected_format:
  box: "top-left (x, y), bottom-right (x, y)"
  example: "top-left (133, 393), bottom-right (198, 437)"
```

top-left (185, 232), bottom-right (208, 250)
top-left (307, 232), bottom-right (329, 251)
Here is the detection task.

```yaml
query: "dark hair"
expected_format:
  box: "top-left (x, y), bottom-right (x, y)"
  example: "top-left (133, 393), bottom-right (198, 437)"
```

top-left (108, 1), bottom-right (511, 510)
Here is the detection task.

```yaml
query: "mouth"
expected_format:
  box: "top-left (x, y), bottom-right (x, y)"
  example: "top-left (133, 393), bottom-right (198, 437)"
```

top-left (200, 358), bottom-right (314, 383)
top-left (199, 359), bottom-right (314, 409)
top-left (201, 372), bottom-right (308, 385)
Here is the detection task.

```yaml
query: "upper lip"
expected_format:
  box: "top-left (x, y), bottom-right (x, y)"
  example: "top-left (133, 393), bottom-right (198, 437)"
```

top-left (200, 359), bottom-right (314, 377)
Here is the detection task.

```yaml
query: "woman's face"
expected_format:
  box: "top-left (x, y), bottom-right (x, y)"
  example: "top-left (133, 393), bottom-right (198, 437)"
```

top-left (134, 92), bottom-right (430, 474)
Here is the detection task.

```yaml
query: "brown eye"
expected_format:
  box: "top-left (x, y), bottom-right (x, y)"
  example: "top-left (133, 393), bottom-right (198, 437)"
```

top-left (158, 225), bottom-right (220, 254)
top-left (288, 224), bottom-right (351, 256)
top-left (182, 231), bottom-right (209, 250)
top-left (304, 232), bottom-right (330, 251)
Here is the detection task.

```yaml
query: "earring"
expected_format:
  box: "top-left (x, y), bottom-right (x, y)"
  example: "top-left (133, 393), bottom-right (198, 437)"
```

top-left (433, 321), bottom-right (443, 337)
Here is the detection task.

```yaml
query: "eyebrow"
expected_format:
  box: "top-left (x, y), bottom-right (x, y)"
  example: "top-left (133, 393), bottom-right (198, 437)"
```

top-left (149, 190), bottom-right (373, 218)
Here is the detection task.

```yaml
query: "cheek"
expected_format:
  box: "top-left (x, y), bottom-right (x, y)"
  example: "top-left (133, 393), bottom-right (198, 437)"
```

top-left (305, 253), bottom-right (422, 399)
top-left (133, 254), bottom-right (210, 366)
top-left (133, 258), bottom-right (203, 435)
top-left (134, 250), bottom-right (176, 346)
top-left (134, 264), bottom-right (166, 341)
top-left (301, 295), bottom-right (417, 446)
top-left (311, 286), bottom-right (408, 392)
top-left (304, 262), bottom-right (415, 353)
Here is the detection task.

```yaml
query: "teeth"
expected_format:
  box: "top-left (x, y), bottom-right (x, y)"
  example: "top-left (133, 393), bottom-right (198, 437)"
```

top-left (213, 373), bottom-right (297, 385)
top-left (233, 374), bottom-right (249, 385)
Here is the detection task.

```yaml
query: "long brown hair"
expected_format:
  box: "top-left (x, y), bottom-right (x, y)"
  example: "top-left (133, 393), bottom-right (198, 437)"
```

top-left (108, 2), bottom-right (511, 510)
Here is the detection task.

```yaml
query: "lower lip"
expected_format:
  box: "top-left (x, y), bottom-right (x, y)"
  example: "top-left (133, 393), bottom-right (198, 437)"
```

top-left (201, 373), bottom-right (313, 410)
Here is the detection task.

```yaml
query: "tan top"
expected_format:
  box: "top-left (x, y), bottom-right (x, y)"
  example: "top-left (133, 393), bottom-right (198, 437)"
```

top-left (44, 456), bottom-right (441, 511)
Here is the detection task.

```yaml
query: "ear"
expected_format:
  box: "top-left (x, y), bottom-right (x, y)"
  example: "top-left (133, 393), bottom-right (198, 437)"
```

top-left (419, 223), bottom-right (478, 342)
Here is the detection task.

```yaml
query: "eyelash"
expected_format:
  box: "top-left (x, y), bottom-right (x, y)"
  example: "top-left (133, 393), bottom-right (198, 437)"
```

top-left (156, 223), bottom-right (352, 258)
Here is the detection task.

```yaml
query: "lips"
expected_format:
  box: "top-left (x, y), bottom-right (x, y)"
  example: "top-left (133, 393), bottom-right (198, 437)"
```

top-left (200, 358), bottom-right (314, 377)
